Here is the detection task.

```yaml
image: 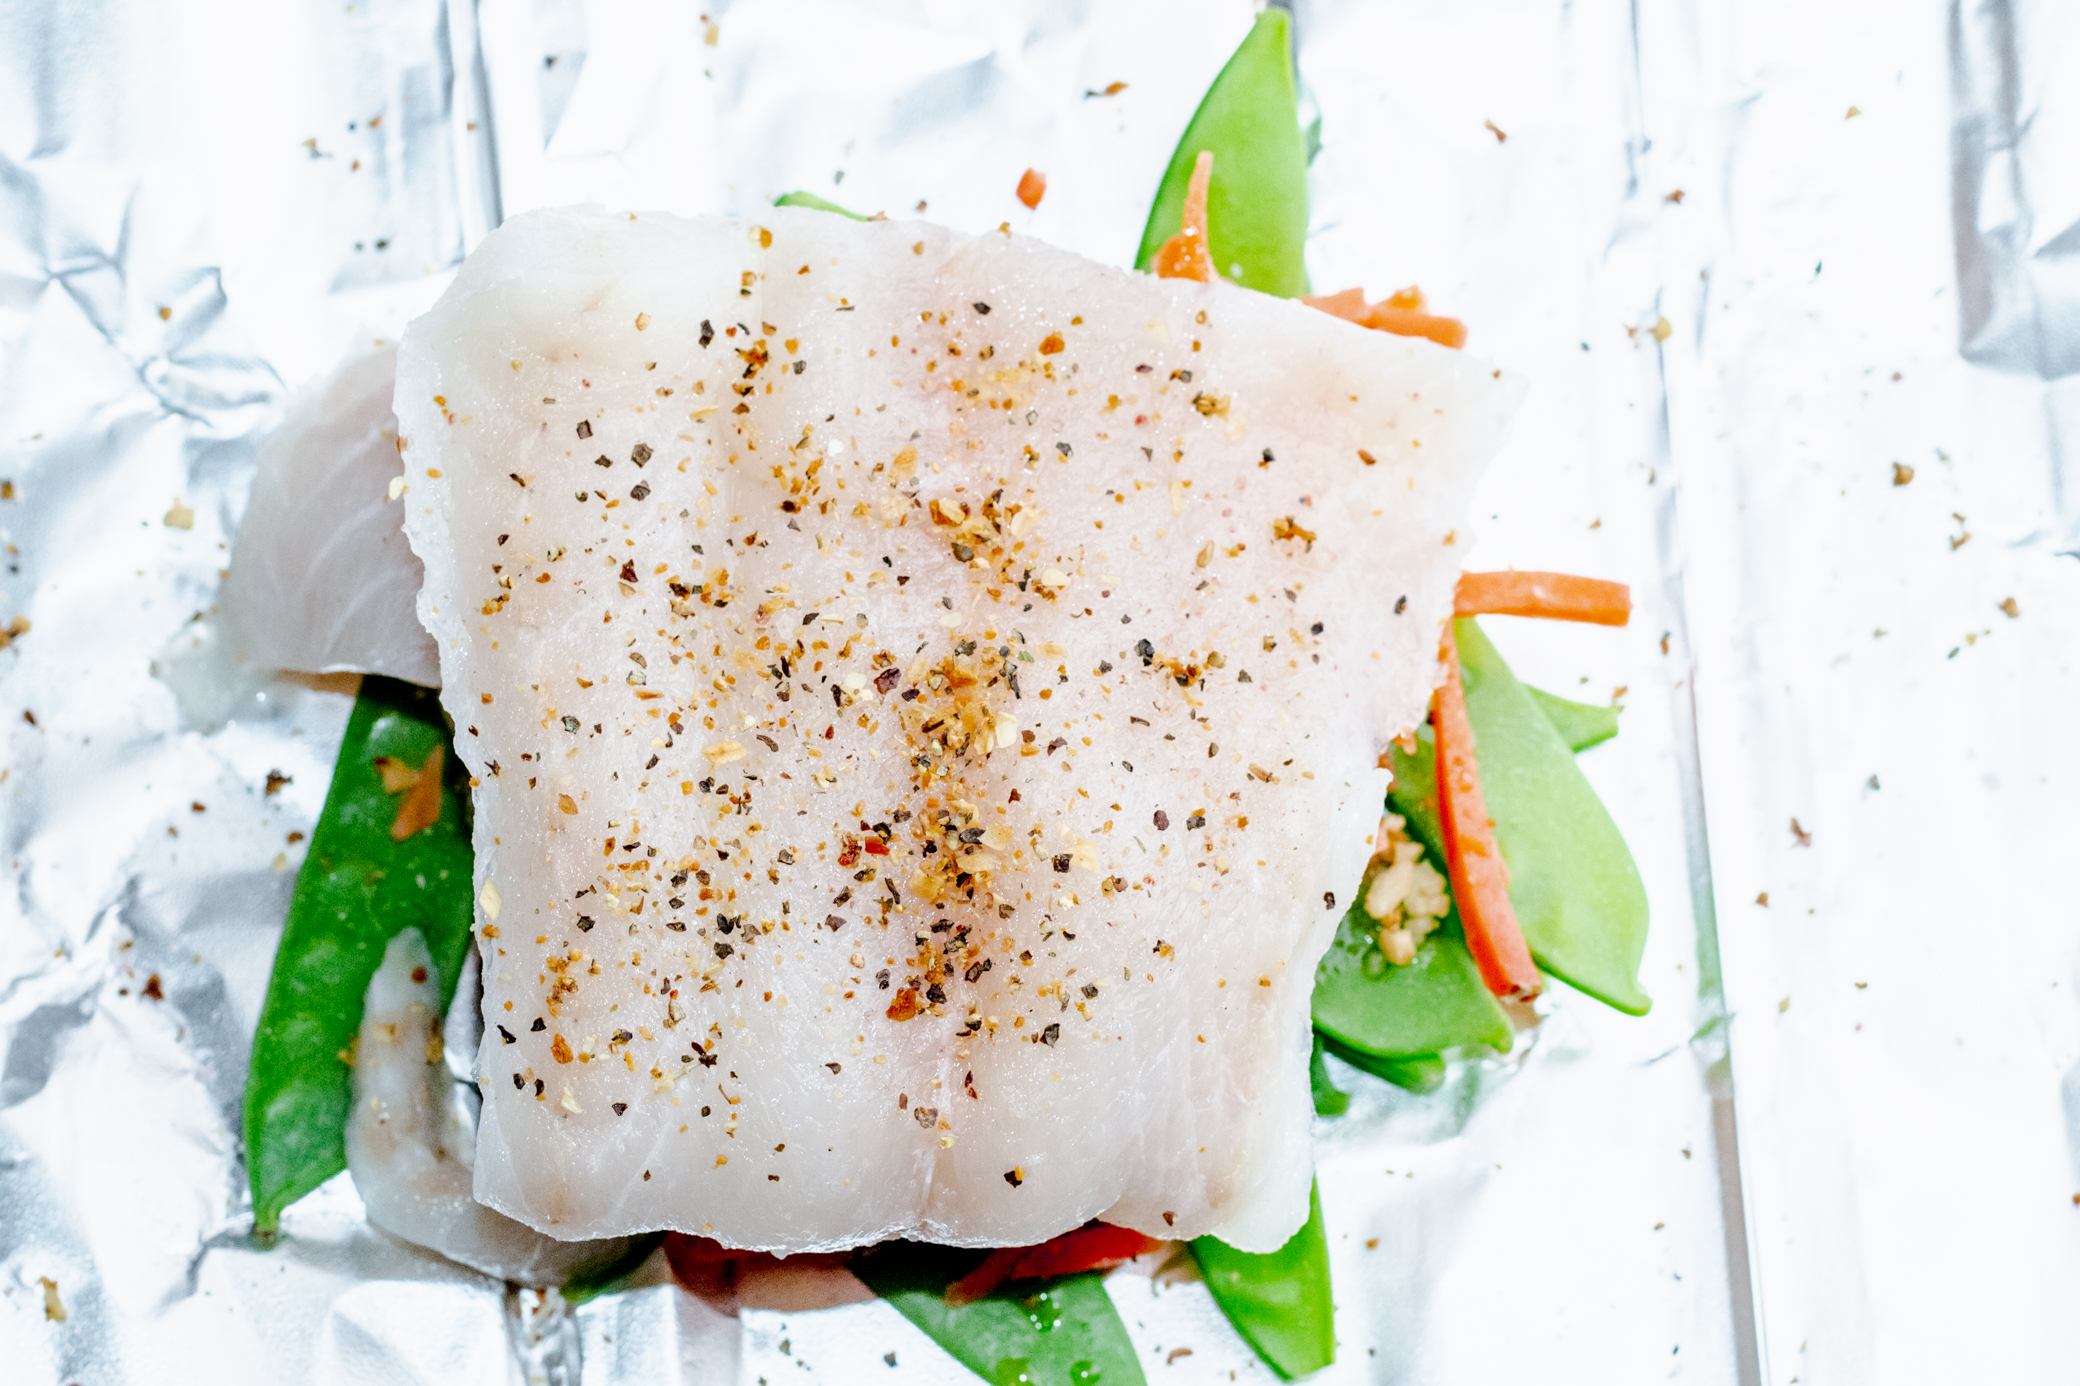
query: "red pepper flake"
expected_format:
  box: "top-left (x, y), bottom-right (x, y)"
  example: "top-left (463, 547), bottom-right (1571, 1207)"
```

top-left (551, 1034), bottom-right (574, 1064)
top-left (1016, 168), bottom-right (1047, 209)
top-left (1039, 332), bottom-right (1065, 355)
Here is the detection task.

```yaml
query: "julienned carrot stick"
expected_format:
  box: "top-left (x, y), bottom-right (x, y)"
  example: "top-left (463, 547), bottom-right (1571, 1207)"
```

top-left (1304, 284), bottom-right (1468, 349)
top-left (1365, 305), bottom-right (1468, 350)
top-left (1433, 623), bottom-right (1541, 1001)
top-left (944, 1223), bottom-right (1165, 1305)
top-left (1155, 151), bottom-right (1218, 283)
top-left (1301, 287), bottom-right (1367, 323)
top-left (1455, 570), bottom-right (1631, 626)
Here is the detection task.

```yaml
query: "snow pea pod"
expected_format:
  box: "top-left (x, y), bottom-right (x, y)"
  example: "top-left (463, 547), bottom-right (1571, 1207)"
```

top-left (563, 1234), bottom-right (666, 1307)
top-left (1191, 1180), bottom-right (1335, 1379)
top-left (774, 190), bottom-right (868, 220)
top-left (1320, 1036), bottom-right (1446, 1095)
top-left (244, 677), bottom-right (476, 1236)
top-left (1312, 901), bottom-right (1511, 1061)
top-left (1526, 685), bottom-right (1621, 752)
top-left (1310, 672), bottom-right (1631, 1084)
top-left (1311, 726), bottom-right (1508, 1067)
top-left (854, 1242), bottom-right (1144, 1386)
top-left (1309, 1033), bottom-right (1349, 1116)
top-left (1381, 682), bottom-right (1617, 853)
top-left (1133, 9), bottom-right (1310, 297)
top-left (1454, 619), bottom-right (1651, 1013)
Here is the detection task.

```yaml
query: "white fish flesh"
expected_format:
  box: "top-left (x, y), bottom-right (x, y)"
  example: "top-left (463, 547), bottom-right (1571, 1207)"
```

top-left (394, 206), bottom-right (1517, 1253)
top-left (221, 345), bottom-right (441, 687)
top-left (346, 927), bottom-right (640, 1282)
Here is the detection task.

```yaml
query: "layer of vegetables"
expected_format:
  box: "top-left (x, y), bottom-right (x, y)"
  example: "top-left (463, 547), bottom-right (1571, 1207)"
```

top-left (241, 12), bottom-right (1648, 1382)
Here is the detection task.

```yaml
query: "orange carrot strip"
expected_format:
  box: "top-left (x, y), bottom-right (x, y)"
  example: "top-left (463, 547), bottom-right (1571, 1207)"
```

top-left (1302, 287), bottom-right (1368, 323)
top-left (1454, 570), bottom-right (1632, 626)
top-left (1433, 623), bottom-right (1541, 1001)
top-left (1307, 283), bottom-right (1466, 346)
top-left (389, 745), bottom-right (444, 841)
top-left (1154, 151), bottom-right (1217, 283)
top-left (1016, 167), bottom-right (1047, 210)
top-left (1363, 304), bottom-right (1468, 350)
top-left (944, 1223), bottom-right (1165, 1306)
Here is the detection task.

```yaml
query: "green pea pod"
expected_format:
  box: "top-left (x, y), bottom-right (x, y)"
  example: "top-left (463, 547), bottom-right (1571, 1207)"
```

top-left (1313, 670), bottom-right (1634, 1078)
top-left (1312, 902), bottom-right (1511, 1061)
top-left (1454, 619), bottom-right (1651, 1014)
top-left (1311, 727), bottom-right (1506, 1064)
top-left (1308, 1033), bottom-right (1349, 1116)
top-left (1374, 655), bottom-right (1648, 1014)
top-left (562, 1233), bottom-right (666, 1307)
top-left (774, 190), bottom-right (869, 220)
top-left (1385, 726), bottom-right (1446, 852)
top-left (244, 677), bottom-right (477, 1236)
top-left (1191, 1180), bottom-right (1335, 1379)
top-left (854, 1243), bottom-right (1144, 1386)
top-left (1525, 685), bottom-right (1621, 752)
top-left (1320, 1035), bottom-right (1446, 1095)
top-left (1133, 10), bottom-right (1310, 297)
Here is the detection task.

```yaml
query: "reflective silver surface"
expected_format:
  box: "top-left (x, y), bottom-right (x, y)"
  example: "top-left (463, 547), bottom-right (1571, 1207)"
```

top-left (1659, 2), bottom-right (2080, 1381)
top-left (3, 1), bottom-right (2073, 1383)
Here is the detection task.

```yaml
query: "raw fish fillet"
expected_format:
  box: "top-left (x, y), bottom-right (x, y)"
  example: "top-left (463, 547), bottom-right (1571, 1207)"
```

top-left (394, 206), bottom-right (1517, 1253)
top-left (346, 929), bottom-right (639, 1282)
top-left (221, 345), bottom-right (440, 686)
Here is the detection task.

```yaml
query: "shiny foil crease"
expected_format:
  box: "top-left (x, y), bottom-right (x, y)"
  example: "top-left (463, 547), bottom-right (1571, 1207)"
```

top-left (5, 1), bottom-right (2072, 1383)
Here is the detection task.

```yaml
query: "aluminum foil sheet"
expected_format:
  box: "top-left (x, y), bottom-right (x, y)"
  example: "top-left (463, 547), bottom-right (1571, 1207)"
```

top-left (5, 1), bottom-right (2073, 1383)
top-left (1652, 1), bottom-right (2080, 1381)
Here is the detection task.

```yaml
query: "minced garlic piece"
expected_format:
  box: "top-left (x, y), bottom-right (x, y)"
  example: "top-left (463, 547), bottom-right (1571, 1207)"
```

top-left (1360, 813), bottom-right (1451, 965)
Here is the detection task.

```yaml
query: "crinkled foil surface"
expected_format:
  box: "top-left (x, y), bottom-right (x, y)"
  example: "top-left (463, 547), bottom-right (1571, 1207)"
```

top-left (3, 1), bottom-right (2074, 1383)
